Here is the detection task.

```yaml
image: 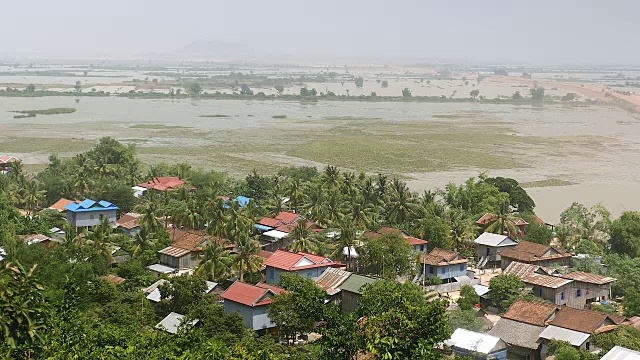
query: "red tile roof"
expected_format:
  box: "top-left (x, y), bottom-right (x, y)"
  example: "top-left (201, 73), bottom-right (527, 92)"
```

top-left (503, 300), bottom-right (558, 326)
top-left (49, 198), bottom-right (77, 212)
top-left (264, 249), bottom-right (343, 271)
top-left (258, 217), bottom-right (282, 228)
top-left (100, 274), bottom-right (126, 286)
top-left (138, 177), bottom-right (186, 191)
top-left (275, 211), bottom-right (301, 225)
top-left (221, 281), bottom-right (284, 307)
top-left (0, 155), bottom-right (19, 164)
top-left (169, 228), bottom-right (210, 251)
top-left (405, 236), bottom-right (428, 246)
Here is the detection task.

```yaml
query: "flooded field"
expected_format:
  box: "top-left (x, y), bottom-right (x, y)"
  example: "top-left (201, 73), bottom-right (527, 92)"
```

top-left (1, 94), bottom-right (639, 223)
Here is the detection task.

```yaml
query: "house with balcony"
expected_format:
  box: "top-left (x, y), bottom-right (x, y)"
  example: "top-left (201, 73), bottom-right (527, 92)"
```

top-left (473, 232), bottom-right (517, 266)
top-left (417, 248), bottom-right (469, 283)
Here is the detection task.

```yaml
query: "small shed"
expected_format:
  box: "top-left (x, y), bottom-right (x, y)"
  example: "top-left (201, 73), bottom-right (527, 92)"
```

top-left (447, 328), bottom-right (508, 360)
top-left (338, 274), bottom-right (378, 313)
top-left (155, 312), bottom-right (199, 334)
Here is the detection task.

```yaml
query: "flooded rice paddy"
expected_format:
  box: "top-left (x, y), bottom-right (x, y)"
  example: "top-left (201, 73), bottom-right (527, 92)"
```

top-left (1, 95), bottom-right (639, 223)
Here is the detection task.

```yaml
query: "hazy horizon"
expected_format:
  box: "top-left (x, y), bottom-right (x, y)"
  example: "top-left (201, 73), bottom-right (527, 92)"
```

top-left (2, 0), bottom-right (639, 65)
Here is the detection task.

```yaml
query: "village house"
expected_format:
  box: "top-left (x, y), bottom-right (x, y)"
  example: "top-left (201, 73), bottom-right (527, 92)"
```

top-left (115, 212), bottom-right (141, 236)
top-left (264, 249), bottom-right (344, 285)
top-left (489, 300), bottom-right (559, 360)
top-left (255, 211), bottom-right (323, 251)
top-left (221, 281), bottom-right (285, 331)
top-left (500, 241), bottom-right (572, 269)
top-left (338, 273), bottom-right (378, 313)
top-left (476, 213), bottom-right (529, 240)
top-left (364, 227), bottom-right (429, 252)
top-left (417, 248), bottom-right (470, 284)
top-left (503, 261), bottom-right (616, 309)
top-left (539, 306), bottom-right (625, 356)
top-left (0, 155), bottom-right (20, 174)
top-left (447, 328), bottom-right (508, 360)
top-left (19, 234), bottom-right (60, 250)
top-left (473, 232), bottom-right (517, 266)
top-left (65, 199), bottom-right (118, 228)
top-left (153, 229), bottom-right (213, 275)
top-left (314, 267), bottom-right (352, 304)
top-left (137, 176), bottom-right (186, 192)
top-left (143, 279), bottom-right (219, 302)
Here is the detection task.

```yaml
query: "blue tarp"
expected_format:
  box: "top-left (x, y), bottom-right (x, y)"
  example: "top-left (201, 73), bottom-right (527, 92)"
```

top-left (254, 224), bottom-right (273, 231)
top-left (223, 196), bottom-right (252, 209)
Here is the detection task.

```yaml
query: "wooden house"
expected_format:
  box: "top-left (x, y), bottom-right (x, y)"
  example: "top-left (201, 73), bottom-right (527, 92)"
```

top-left (264, 250), bottom-right (343, 285)
top-left (500, 241), bottom-right (572, 269)
top-left (221, 281), bottom-right (285, 331)
top-left (417, 248), bottom-right (469, 283)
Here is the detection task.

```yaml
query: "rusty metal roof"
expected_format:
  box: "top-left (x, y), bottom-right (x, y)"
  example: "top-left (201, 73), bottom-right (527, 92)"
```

top-left (315, 268), bottom-right (351, 295)
top-left (562, 271), bottom-right (616, 285)
top-left (158, 246), bottom-right (191, 258)
top-left (502, 300), bottom-right (558, 326)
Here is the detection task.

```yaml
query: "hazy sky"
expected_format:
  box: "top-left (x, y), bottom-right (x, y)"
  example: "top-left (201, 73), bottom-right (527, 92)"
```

top-left (3, 0), bottom-right (639, 64)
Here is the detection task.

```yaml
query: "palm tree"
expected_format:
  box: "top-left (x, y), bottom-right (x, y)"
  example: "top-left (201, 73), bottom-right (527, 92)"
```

top-left (322, 191), bottom-right (347, 227)
top-left (196, 238), bottom-right (233, 281)
top-left (85, 217), bottom-right (119, 264)
top-left (484, 198), bottom-right (520, 238)
top-left (137, 201), bottom-right (162, 234)
top-left (335, 221), bottom-right (358, 271)
top-left (287, 221), bottom-right (319, 254)
top-left (131, 226), bottom-right (158, 256)
top-left (350, 195), bottom-right (375, 230)
top-left (234, 236), bottom-right (262, 282)
top-left (21, 180), bottom-right (46, 216)
top-left (323, 165), bottom-right (341, 191)
top-left (73, 170), bottom-right (90, 198)
top-left (61, 223), bottom-right (83, 248)
top-left (387, 179), bottom-right (417, 226)
top-left (447, 209), bottom-right (476, 250)
top-left (287, 178), bottom-right (306, 213)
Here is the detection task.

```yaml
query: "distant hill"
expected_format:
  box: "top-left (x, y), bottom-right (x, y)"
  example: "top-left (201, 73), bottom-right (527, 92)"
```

top-left (170, 39), bottom-right (257, 61)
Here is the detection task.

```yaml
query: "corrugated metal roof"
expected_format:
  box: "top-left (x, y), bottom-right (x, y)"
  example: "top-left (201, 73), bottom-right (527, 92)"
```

top-left (147, 263), bottom-right (176, 273)
top-left (538, 325), bottom-right (590, 346)
top-left (474, 232), bottom-right (517, 247)
top-left (264, 250), bottom-right (341, 271)
top-left (550, 307), bottom-right (611, 333)
top-left (65, 198), bottom-right (119, 212)
top-left (562, 271), bottom-right (616, 285)
top-left (522, 273), bottom-right (572, 289)
top-left (489, 318), bottom-right (545, 349)
top-left (338, 274), bottom-right (378, 294)
top-left (155, 312), bottom-right (198, 334)
top-left (420, 248), bottom-right (468, 266)
top-left (158, 246), bottom-right (191, 258)
top-left (600, 346), bottom-right (640, 360)
top-left (447, 328), bottom-right (506, 354)
top-left (315, 268), bottom-right (352, 295)
top-left (502, 300), bottom-right (557, 326)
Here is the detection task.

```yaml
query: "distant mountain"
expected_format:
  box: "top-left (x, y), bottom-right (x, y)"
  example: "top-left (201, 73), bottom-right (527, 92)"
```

top-left (170, 39), bottom-right (257, 61)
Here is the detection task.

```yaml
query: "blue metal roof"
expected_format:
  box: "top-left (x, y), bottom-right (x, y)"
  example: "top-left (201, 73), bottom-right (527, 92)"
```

top-left (235, 196), bottom-right (251, 207)
top-left (65, 199), bottom-right (119, 212)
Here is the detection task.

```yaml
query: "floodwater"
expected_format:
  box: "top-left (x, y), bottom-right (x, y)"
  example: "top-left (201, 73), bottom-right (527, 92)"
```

top-left (1, 95), bottom-right (639, 223)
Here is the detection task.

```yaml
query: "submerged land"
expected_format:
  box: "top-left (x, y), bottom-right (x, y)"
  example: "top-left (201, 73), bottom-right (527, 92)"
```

top-left (1, 61), bottom-right (640, 222)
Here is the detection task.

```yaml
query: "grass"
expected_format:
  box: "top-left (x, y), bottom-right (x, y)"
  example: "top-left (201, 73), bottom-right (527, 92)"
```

top-left (0, 137), bottom-right (92, 153)
top-left (12, 107), bottom-right (76, 115)
top-left (199, 114), bottom-right (230, 118)
top-left (272, 115), bottom-right (288, 119)
top-left (521, 179), bottom-right (576, 188)
top-left (14, 113), bottom-right (36, 119)
top-left (129, 124), bottom-right (188, 129)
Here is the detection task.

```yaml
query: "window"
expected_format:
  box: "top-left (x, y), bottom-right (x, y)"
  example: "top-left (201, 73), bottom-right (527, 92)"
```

top-left (538, 287), bottom-right (543, 297)
top-left (441, 267), bottom-right (446, 275)
top-left (89, 214), bottom-right (95, 220)
top-left (459, 264), bottom-right (465, 272)
top-left (486, 248), bottom-right (490, 256)
top-left (560, 292), bottom-right (565, 301)
top-left (269, 269), bottom-right (274, 280)
top-left (429, 266), bottom-right (434, 274)
top-left (576, 289), bottom-right (582, 297)
top-left (307, 272), bottom-right (313, 278)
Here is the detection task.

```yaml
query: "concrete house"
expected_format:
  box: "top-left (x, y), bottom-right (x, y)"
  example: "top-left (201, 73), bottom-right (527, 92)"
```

top-left (447, 328), bottom-right (508, 360)
top-left (65, 199), bottom-right (118, 228)
top-left (500, 241), bottom-right (572, 270)
top-left (338, 273), bottom-right (378, 313)
top-left (539, 307), bottom-right (625, 356)
top-left (364, 227), bottom-right (429, 252)
top-left (417, 248), bottom-right (469, 283)
top-left (473, 232), bottom-right (517, 266)
top-left (504, 262), bottom-right (616, 309)
top-left (489, 300), bottom-right (558, 360)
top-left (264, 250), bottom-right (343, 285)
top-left (0, 155), bottom-right (20, 173)
top-left (221, 281), bottom-right (285, 331)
